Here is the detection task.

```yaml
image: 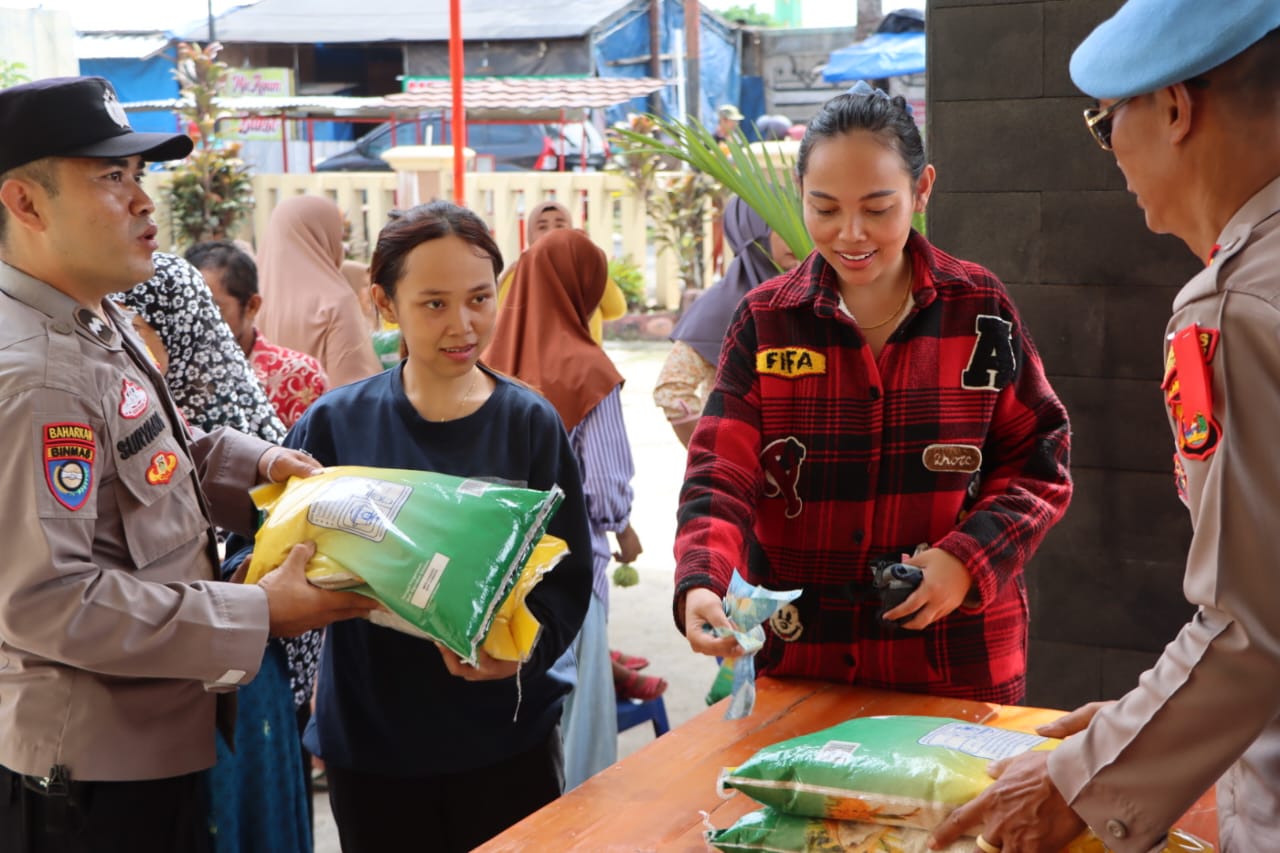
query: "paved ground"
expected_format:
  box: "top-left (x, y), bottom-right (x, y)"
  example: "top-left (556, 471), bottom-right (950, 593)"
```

top-left (315, 340), bottom-right (712, 851)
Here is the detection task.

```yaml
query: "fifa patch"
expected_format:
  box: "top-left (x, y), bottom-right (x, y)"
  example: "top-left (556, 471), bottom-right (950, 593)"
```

top-left (145, 451), bottom-right (179, 485)
top-left (922, 444), bottom-right (983, 473)
top-left (761, 436), bottom-right (806, 518)
top-left (1161, 325), bottom-right (1220, 460)
top-left (756, 347), bottom-right (826, 378)
top-left (119, 378), bottom-right (149, 419)
top-left (43, 422), bottom-right (95, 511)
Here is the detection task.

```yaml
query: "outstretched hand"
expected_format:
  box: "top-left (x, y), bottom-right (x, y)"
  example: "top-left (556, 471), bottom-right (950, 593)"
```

top-left (929, 751), bottom-right (1085, 852)
top-left (683, 587), bottom-right (743, 658)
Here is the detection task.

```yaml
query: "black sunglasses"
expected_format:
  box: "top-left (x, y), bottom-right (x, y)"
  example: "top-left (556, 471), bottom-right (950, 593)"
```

top-left (1083, 97), bottom-right (1132, 151)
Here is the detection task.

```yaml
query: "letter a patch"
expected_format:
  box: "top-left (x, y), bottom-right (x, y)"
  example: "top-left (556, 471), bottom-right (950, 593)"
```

top-left (961, 315), bottom-right (1016, 390)
top-left (43, 422), bottom-right (96, 511)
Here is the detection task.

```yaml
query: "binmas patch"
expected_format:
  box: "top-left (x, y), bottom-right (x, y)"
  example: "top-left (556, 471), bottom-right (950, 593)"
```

top-left (43, 422), bottom-right (96, 511)
top-left (757, 347), bottom-right (826, 378)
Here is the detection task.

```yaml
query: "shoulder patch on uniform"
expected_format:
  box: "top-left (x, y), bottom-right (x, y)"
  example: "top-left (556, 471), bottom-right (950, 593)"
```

top-left (922, 443), bottom-right (983, 473)
top-left (145, 451), bottom-right (179, 485)
top-left (43, 422), bottom-right (95, 511)
top-left (74, 307), bottom-right (114, 345)
top-left (756, 347), bottom-right (826, 378)
top-left (961, 315), bottom-right (1016, 390)
top-left (1162, 324), bottom-right (1220, 460)
top-left (118, 378), bottom-right (149, 419)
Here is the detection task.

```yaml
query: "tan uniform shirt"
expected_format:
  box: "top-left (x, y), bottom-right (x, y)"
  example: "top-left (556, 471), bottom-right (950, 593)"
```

top-left (0, 261), bottom-right (272, 782)
top-left (1048, 175), bottom-right (1280, 852)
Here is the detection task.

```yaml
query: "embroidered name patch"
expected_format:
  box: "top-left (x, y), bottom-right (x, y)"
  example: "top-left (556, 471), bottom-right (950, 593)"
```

top-left (117, 411), bottom-right (165, 460)
top-left (757, 347), bottom-right (826, 378)
top-left (145, 451), bottom-right (179, 485)
top-left (43, 422), bottom-right (95, 510)
top-left (922, 444), bottom-right (983, 473)
top-left (119, 378), bottom-right (149, 419)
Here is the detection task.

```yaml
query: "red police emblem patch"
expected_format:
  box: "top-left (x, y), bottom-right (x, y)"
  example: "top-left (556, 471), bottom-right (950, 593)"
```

top-left (145, 451), bottom-right (179, 485)
top-left (43, 422), bottom-right (96, 511)
top-left (119, 378), bottom-right (149, 419)
top-left (1162, 325), bottom-right (1221, 460)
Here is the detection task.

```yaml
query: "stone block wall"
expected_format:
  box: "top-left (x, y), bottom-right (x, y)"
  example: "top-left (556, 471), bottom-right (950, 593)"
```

top-left (926, 0), bottom-right (1202, 709)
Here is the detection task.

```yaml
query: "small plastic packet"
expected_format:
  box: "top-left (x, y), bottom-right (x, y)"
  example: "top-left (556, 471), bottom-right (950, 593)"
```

top-left (712, 569), bottom-right (802, 719)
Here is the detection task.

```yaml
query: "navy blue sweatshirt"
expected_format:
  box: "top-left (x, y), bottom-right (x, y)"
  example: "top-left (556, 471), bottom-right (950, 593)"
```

top-left (292, 364), bottom-right (592, 775)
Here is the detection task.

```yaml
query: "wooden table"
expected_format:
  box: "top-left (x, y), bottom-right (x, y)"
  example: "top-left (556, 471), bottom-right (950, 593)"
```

top-left (477, 677), bottom-right (1217, 851)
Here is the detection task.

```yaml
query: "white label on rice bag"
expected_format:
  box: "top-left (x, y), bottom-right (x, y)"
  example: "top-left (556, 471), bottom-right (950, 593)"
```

top-left (409, 552), bottom-right (450, 609)
top-left (917, 723), bottom-right (1047, 761)
top-left (815, 740), bottom-right (861, 763)
top-left (457, 479), bottom-right (491, 497)
top-left (307, 477), bottom-right (412, 543)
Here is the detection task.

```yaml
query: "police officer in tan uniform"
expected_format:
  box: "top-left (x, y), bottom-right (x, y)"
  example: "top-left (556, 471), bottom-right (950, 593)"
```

top-left (0, 77), bottom-right (375, 852)
top-left (932, 4), bottom-right (1280, 853)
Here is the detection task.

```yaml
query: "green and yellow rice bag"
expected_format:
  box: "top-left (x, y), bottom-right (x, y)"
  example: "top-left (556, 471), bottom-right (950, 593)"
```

top-left (245, 466), bottom-right (563, 664)
top-left (719, 716), bottom-right (1059, 829)
top-left (482, 534), bottom-right (567, 662)
top-left (707, 807), bottom-right (1213, 853)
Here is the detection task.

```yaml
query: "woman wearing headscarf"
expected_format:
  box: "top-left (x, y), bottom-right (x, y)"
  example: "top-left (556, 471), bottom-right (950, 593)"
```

top-left (496, 200), bottom-right (628, 344)
top-left (256, 195), bottom-right (382, 387)
top-left (486, 228), bottom-right (652, 791)
top-left (114, 252), bottom-right (286, 444)
top-left (653, 196), bottom-right (799, 445)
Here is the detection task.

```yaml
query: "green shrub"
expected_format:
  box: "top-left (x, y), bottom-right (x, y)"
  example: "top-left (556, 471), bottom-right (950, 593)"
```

top-left (609, 255), bottom-right (646, 311)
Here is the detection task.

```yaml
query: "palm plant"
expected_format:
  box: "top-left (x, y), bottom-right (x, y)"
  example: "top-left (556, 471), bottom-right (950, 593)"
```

top-left (614, 115), bottom-right (813, 261)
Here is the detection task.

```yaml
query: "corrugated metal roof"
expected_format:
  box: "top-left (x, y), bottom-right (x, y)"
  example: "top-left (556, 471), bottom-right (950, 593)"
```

top-left (181, 0), bottom-right (638, 43)
top-left (75, 32), bottom-right (171, 60)
top-left (389, 77), bottom-right (668, 111)
top-left (122, 95), bottom-right (395, 114)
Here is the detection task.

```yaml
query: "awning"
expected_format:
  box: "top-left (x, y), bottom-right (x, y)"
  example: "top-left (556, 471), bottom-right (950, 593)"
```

top-left (821, 32), bottom-right (926, 83)
top-left (385, 76), bottom-right (669, 113)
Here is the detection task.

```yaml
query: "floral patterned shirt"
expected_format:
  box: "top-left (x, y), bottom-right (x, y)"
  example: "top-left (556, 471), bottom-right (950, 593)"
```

top-left (250, 332), bottom-right (330, 428)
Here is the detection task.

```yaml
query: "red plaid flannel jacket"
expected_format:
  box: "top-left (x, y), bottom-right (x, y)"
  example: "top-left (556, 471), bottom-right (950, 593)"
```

top-left (674, 232), bottom-right (1072, 703)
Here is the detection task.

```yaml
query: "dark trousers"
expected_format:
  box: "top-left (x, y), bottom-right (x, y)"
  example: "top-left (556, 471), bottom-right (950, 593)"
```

top-left (0, 764), bottom-right (210, 853)
top-left (326, 725), bottom-right (564, 853)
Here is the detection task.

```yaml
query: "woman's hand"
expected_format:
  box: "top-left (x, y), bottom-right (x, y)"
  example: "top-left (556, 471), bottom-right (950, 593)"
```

top-left (1036, 701), bottom-right (1113, 738)
top-left (682, 587), bottom-right (743, 658)
top-left (435, 643), bottom-right (519, 681)
top-left (882, 547), bottom-right (974, 630)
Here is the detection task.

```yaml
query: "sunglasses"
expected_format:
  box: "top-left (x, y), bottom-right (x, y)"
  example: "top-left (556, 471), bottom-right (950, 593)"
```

top-left (1083, 97), bottom-right (1132, 150)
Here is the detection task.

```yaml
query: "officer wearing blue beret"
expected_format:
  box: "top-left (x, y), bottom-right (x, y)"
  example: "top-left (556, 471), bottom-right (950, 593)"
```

top-left (933, 3), bottom-right (1280, 852)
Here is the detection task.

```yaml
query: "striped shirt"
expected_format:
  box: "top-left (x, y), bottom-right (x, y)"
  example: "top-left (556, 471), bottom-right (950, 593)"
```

top-left (570, 384), bottom-right (634, 607)
top-left (674, 232), bottom-right (1072, 704)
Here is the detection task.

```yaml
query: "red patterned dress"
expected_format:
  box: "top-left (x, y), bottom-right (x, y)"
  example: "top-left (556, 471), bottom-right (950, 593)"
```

top-left (249, 331), bottom-right (330, 428)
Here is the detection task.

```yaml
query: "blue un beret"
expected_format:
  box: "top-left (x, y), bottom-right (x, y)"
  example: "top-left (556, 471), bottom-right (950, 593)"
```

top-left (1070, 0), bottom-right (1280, 100)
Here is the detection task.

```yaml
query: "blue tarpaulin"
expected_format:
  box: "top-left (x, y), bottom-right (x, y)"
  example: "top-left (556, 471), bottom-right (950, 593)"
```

top-left (821, 32), bottom-right (925, 83)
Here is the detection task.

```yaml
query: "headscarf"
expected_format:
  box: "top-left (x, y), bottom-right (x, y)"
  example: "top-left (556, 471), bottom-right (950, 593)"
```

top-left (256, 195), bottom-right (381, 387)
top-left (114, 252), bottom-right (286, 443)
top-left (485, 229), bottom-right (624, 431)
top-left (670, 196), bottom-right (780, 364)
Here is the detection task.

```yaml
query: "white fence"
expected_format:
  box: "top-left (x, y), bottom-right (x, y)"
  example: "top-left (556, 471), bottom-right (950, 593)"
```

top-left (143, 169), bottom-right (715, 309)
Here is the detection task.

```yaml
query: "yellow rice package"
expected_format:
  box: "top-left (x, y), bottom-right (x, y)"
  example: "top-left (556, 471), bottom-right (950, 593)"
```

top-left (482, 534), bottom-right (567, 662)
top-left (706, 807), bottom-right (1213, 853)
top-left (244, 466), bottom-right (563, 664)
top-left (719, 716), bottom-right (1060, 829)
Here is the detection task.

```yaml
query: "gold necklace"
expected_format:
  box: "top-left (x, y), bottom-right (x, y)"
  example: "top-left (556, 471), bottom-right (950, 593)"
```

top-left (432, 368), bottom-right (479, 422)
top-left (855, 265), bottom-right (914, 331)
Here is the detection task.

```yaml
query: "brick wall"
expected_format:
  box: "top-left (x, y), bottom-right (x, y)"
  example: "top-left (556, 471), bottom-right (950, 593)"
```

top-left (926, 0), bottom-right (1202, 708)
